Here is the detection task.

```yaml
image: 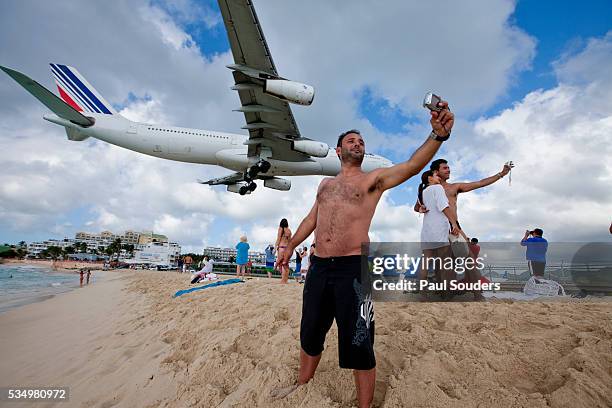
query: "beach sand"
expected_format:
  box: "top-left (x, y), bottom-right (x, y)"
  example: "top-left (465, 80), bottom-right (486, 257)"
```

top-left (0, 271), bottom-right (610, 407)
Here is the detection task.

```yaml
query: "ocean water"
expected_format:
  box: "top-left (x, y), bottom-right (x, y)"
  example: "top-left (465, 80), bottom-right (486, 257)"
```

top-left (0, 264), bottom-right (86, 313)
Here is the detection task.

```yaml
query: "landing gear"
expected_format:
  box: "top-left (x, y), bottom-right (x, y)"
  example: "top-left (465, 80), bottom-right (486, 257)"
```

top-left (259, 160), bottom-right (271, 173)
top-left (240, 160), bottom-right (269, 195)
top-left (246, 159), bottom-right (271, 179)
top-left (238, 181), bottom-right (258, 195)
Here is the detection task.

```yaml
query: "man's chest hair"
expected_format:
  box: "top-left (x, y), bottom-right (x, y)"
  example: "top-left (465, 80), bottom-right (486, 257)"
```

top-left (318, 178), bottom-right (368, 205)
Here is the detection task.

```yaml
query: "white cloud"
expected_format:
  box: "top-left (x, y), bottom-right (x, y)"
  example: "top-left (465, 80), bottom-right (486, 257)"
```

top-left (142, 6), bottom-right (199, 51)
top-left (1, 0), bottom-right (608, 252)
top-left (442, 34), bottom-right (612, 242)
top-left (119, 97), bottom-right (170, 124)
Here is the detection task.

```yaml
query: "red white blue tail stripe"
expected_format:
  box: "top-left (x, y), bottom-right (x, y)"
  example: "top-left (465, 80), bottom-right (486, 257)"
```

top-left (50, 63), bottom-right (116, 115)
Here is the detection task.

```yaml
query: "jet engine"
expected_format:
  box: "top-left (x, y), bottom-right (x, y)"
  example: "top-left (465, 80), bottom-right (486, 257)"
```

top-left (264, 80), bottom-right (314, 105)
top-left (264, 177), bottom-right (291, 191)
top-left (292, 140), bottom-right (329, 158)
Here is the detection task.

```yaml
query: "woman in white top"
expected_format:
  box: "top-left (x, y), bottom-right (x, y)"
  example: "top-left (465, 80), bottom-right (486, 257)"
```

top-left (417, 170), bottom-right (459, 297)
top-left (299, 246), bottom-right (310, 279)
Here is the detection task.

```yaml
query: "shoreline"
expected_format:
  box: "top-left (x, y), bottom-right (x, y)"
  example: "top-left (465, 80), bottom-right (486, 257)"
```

top-left (0, 263), bottom-right (107, 314)
top-left (0, 271), bottom-right (178, 407)
top-left (2, 258), bottom-right (106, 273)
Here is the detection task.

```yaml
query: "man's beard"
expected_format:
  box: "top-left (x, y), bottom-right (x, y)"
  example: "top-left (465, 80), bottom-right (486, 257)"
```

top-left (341, 148), bottom-right (364, 165)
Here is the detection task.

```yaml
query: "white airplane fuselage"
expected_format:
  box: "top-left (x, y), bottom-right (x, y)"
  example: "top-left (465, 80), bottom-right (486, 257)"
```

top-left (44, 113), bottom-right (392, 178)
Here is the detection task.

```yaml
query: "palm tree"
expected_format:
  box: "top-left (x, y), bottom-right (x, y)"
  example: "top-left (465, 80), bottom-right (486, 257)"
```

top-left (45, 246), bottom-right (63, 260)
top-left (122, 244), bottom-right (135, 258)
top-left (63, 246), bottom-right (75, 259)
top-left (108, 238), bottom-right (122, 261)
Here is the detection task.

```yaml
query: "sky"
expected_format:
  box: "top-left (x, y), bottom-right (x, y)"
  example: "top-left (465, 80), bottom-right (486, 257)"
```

top-left (1, 0), bottom-right (611, 253)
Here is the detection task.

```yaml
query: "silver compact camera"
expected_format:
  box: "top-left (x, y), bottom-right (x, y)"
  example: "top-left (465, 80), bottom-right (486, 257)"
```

top-left (423, 92), bottom-right (443, 112)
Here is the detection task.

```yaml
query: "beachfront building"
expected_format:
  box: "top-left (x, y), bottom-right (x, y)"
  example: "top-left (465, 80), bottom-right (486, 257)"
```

top-left (137, 231), bottom-right (168, 245)
top-left (249, 250), bottom-right (266, 264)
top-left (74, 230), bottom-right (142, 252)
top-left (27, 230), bottom-right (176, 259)
top-left (27, 238), bottom-right (77, 257)
top-left (132, 242), bottom-right (181, 266)
top-left (202, 246), bottom-right (266, 264)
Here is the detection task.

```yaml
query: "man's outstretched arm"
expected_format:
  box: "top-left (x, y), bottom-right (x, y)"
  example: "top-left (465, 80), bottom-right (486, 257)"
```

top-left (375, 101), bottom-right (455, 192)
top-left (456, 163), bottom-right (513, 193)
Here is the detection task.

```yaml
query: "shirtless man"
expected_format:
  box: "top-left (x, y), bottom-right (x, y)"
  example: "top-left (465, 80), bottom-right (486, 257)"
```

top-left (415, 158), bottom-right (513, 300)
top-left (415, 158), bottom-right (513, 217)
top-left (273, 100), bottom-right (454, 407)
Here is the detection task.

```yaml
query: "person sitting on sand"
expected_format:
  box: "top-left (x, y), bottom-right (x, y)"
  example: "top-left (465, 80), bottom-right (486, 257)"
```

top-left (191, 256), bottom-right (214, 284)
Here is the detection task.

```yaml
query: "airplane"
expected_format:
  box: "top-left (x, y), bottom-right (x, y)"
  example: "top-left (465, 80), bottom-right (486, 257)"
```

top-left (0, 0), bottom-right (392, 195)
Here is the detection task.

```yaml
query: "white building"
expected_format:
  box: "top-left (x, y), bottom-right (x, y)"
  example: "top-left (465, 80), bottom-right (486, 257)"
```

top-left (132, 242), bottom-right (181, 266)
top-left (27, 239), bottom-right (77, 257)
top-left (27, 230), bottom-right (177, 260)
top-left (202, 246), bottom-right (265, 263)
top-left (74, 230), bottom-right (142, 253)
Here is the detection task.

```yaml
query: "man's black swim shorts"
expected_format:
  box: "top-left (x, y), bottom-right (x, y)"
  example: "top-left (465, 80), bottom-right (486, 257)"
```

top-left (300, 255), bottom-right (375, 370)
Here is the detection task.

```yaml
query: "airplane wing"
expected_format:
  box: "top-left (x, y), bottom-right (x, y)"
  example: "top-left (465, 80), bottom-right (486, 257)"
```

top-left (197, 172), bottom-right (244, 186)
top-left (0, 65), bottom-right (94, 127)
top-left (218, 0), bottom-right (318, 162)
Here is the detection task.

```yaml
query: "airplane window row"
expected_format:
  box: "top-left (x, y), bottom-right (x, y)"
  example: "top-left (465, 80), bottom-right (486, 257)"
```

top-left (147, 127), bottom-right (228, 139)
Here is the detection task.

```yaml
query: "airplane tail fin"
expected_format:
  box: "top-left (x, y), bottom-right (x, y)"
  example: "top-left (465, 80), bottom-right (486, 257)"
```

top-left (0, 65), bottom-right (94, 127)
top-left (49, 63), bottom-right (117, 115)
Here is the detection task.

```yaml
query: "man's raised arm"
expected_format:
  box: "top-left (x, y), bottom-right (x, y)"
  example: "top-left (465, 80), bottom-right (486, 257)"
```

top-left (376, 101), bottom-right (455, 191)
top-left (456, 163), bottom-right (513, 193)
